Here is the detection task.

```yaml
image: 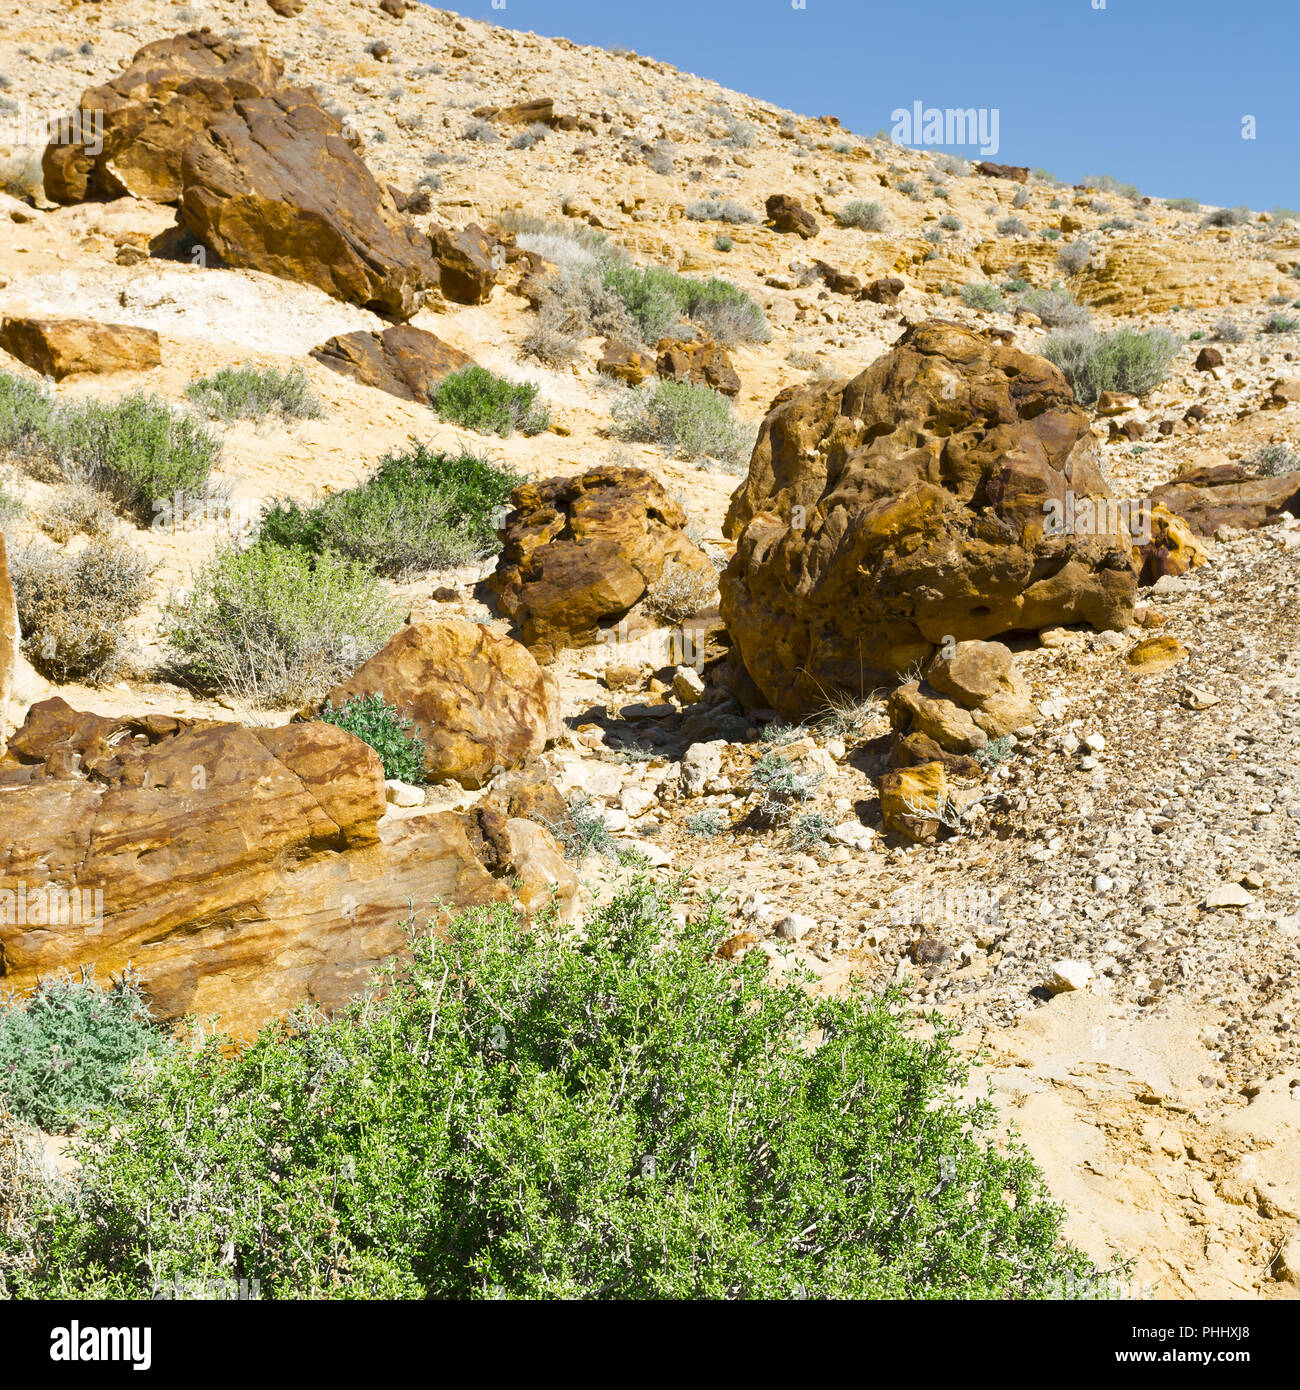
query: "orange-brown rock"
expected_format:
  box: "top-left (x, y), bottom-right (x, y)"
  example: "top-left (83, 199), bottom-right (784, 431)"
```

top-left (181, 90), bottom-right (439, 318)
top-left (0, 699), bottom-right (576, 1037)
top-left (1134, 502), bottom-right (1211, 583)
top-left (490, 465), bottom-right (716, 660)
top-left (1149, 464), bottom-right (1300, 537)
top-left (0, 535), bottom-right (15, 757)
top-left (322, 620), bottom-right (559, 788)
top-left (765, 193), bottom-right (818, 238)
top-left (310, 324), bottom-right (472, 402)
top-left (655, 334), bottom-right (740, 396)
top-left (720, 320), bottom-right (1136, 720)
top-left (0, 316), bottom-right (161, 379)
top-left (429, 222), bottom-right (500, 304)
top-left (597, 337), bottom-right (655, 385)
top-left (42, 31), bottom-right (284, 204)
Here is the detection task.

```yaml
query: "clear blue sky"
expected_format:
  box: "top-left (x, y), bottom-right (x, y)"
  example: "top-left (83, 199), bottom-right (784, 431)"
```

top-left (440, 0), bottom-right (1299, 209)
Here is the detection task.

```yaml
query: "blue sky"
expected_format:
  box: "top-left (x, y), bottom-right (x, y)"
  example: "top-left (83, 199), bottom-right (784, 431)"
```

top-left (441, 0), bottom-right (1300, 209)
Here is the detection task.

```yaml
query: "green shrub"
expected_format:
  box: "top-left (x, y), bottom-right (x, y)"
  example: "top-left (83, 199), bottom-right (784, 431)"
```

top-left (1019, 287), bottom-right (1091, 328)
top-left (1165, 197), bottom-right (1199, 212)
top-left (1262, 313), bottom-right (1299, 334)
top-left (319, 694), bottom-right (426, 783)
top-left (898, 178), bottom-right (921, 199)
top-left (163, 543), bottom-right (402, 706)
top-left (555, 793), bottom-right (616, 861)
top-left (260, 445), bottom-right (519, 578)
top-left (0, 881), bottom-right (1113, 1299)
top-left (789, 811), bottom-right (830, 854)
top-left (685, 809), bottom-right (726, 836)
top-left (0, 969), bottom-right (171, 1133)
top-left (1042, 326), bottom-right (1182, 405)
top-left (186, 364), bottom-right (323, 424)
top-left (713, 234), bottom-right (734, 253)
top-left (612, 380), bottom-right (754, 471)
top-left (0, 372), bottom-right (55, 456)
top-left (836, 200), bottom-right (885, 231)
top-left (1080, 173), bottom-right (1141, 202)
top-left (938, 213), bottom-right (962, 231)
top-left (960, 283), bottom-right (1006, 312)
top-left (602, 262), bottom-right (767, 346)
top-left (1247, 442), bottom-right (1300, 476)
top-left (684, 197), bottom-right (758, 224)
top-left (973, 734), bottom-right (1017, 770)
top-left (747, 751), bottom-right (821, 826)
top-left (10, 537), bottom-right (152, 684)
top-left (429, 366), bottom-right (549, 437)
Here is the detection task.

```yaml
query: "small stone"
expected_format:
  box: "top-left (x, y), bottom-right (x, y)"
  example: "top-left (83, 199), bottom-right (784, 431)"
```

top-left (1082, 732), bottom-right (1106, 752)
top-left (671, 666), bottom-right (705, 704)
top-left (1046, 959), bottom-right (1093, 993)
top-left (620, 785), bottom-right (656, 818)
top-left (384, 779), bottom-right (424, 807)
top-left (1181, 686), bottom-right (1221, 710)
top-left (775, 912), bottom-right (816, 941)
top-left (1204, 883), bottom-right (1254, 910)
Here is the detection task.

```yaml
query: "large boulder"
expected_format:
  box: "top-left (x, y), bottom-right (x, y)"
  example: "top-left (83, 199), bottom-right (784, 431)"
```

top-left (310, 324), bottom-right (472, 402)
top-left (1149, 463), bottom-right (1300, 537)
top-left (655, 335), bottom-right (740, 397)
top-left (181, 91), bottom-right (439, 318)
top-left (0, 699), bottom-right (575, 1038)
top-left (888, 640), bottom-right (1035, 754)
top-left (0, 316), bottom-right (161, 379)
top-left (42, 30), bottom-right (284, 204)
top-left (490, 465), bottom-right (716, 660)
top-left (322, 620), bottom-right (560, 789)
top-left (765, 193), bottom-right (818, 238)
top-left (721, 320), bottom-right (1136, 720)
top-left (429, 222), bottom-right (501, 305)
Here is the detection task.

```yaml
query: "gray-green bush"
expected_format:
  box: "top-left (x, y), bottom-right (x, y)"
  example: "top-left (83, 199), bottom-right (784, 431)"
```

top-left (612, 380), bottom-right (754, 470)
top-left (1042, 326), bottom-right (1182, 405)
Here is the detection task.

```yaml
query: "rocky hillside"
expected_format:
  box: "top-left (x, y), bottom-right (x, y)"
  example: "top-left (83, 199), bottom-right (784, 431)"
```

top-left (0, 0), bottom-right (1298, 1300)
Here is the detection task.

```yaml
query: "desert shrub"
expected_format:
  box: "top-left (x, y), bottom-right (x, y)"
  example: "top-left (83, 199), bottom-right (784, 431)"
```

top-left (1031, 168), bottom-right (1061, 186)
top-left (685, 809), bottom-right (726, 836)
top-left (555, 793), bottom-right (616, 861)
top-left (461, 117), bottom-right (499, 143)
top-left (1200, 206), bottom-right (1250, 228)
top-left (923, 227), bottom-right (943, 245)
top-left (1041, 228), bottom-right (1061, 241)
top-left (526, 263), bottom-right (639, 356)
top-left (898, 178), bottom-right (921, 199)
top-left (1213, 319), bottom-right (1246, 343)
top-left (1011, 185), bottom-right (1030, 209)
top-left (973, 734), bottom-right (1017, 771)
top-left (789, 811), bottom-right (830, 855)
top-left (1165, 197), bottom-right (1199, 212)
top-left (684, 196), bottom-right (758, 225)
top-left (1247, 442), bottom-right (1300, 476)
top-left (938, 214), bottom-right (962, 231)
top-left (260, 445), bottom-right (519, 578)
top-left (429, 365), bottom-right (549, 437)
top-left (1262, 313), bottom-right (1299, 334)
top-left (602, 262), bottom-right (767, 346)
top-left (0, 147), bottom-right (43, 200)
top-left (1041, 326), bottom-right (1181, 405)
top-left (10, 538), bottom-right (151, 684)
top-left (1056, 240), bottom-right (1094, 275)
top-left (960, 283), bottom-right (1006, 312)
top-left (933, 153), bottom-right (970, 178)
top-left (836, 200), bottom-right (885, 231)
top-left (747, 751), bottom-right (821, 826)
top-left (1019, 287), bottom-right (1091, 328)
top-left (46, 394), bottom-right (221, 526)
top-left (1099, 217), bottom-right (1133, 231)
top-left (644, 559), bottom-right (716, 624)
top-left (509, 123), bottom-right (549, 150)
top-left (0, 969), bottom-right (171, 1134)
top-left (319, 694), bottom-right (426, 783)
top-left (38, 481), bottom-right (115, 543)
top-left (0, 373), bottom-right (55, 458)
top-left (718, 114), bottom-right (756, 148)
top-left (163, 543), bottom-right (401, 706)
top-left (645, 141), bottom-right (675, 175)
top-left (996, 217), bottom-right (1028, 237)
top-left (0, 881), bottom-right (1114, 1300)
top-left (1081, 173), bottom-right (1141, 202)
top-left (1088, 199), bottom-right (1111, 214)
top-left (713, 234), bottom-right (733, 252)
top-left (185, 365), bottom-right (323, 424)
top-left (612, 381), bottom-right (754, 470)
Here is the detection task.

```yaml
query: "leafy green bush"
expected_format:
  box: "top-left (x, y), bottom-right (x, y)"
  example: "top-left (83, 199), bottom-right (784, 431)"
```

top-left (1042, 326), bottom-right (1182, 405)
top-left (713, 234), bottom-right (734, 252)
top-left (612, 380), bottom-right (754, 471)
top-left (602, 263), bottom-right (768, 346)
top-left (163, 543), bottom-right (401, 706)
top-left (1, 882), bottom-right (1112, 1299)
top-left (0, 372), bottom-right (55, 456)
top-left (960, 283), bottom-right (1006, 312)
top-left (260, 445), bottom-right (519, 578)
top-left (319, 694), bottom-right (426, 783)
top-left (186, 365), bottom-right (323, 424)
top-left (0, 969), bottom-right (171, 1133)
top-left (10, 537), bottom-right (152, 684)
top-left (836, 200), bottom-right (886, 231)
top-left (1262, 313), bottom-right (1299, 334)
top-left (429, 366), bottom-right (549, 437)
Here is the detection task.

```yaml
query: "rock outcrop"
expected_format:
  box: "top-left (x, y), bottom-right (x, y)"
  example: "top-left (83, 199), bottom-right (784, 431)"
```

top-left (321, 620), bottom-right (560, 788)
top-left (765, 193), bottom-right (818, 238)
top-left (310, 324), bottom-right (472, 402)
top-left (1150, 464), bottom-right (1300, 537)
top-left (655, 334), bottom-right (740, 396)
top-left (181, 90), bottom-right (440, 317)
top-left (0, 699), bottom-right (575, 1037)
top-left (721, 320), bottom-right (1137, 719)
top-left (490, 465), bottom-right (716, 660)
top-left (0, 536), bottom-right (16, 758)
top-left (889, 640), bottom-right (1035, 754)
top-left (429, 222), bottom-right (500, 304)
top-left (0, 316), bottom-right (161, 379)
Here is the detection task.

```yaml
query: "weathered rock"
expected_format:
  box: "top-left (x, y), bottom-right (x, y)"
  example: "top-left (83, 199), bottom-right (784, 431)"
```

top-left (1194, 346), bottom-right (1224, 370)
top-left (721, 320), bottom-right (1136, 720)
top-left (490, 465), bottom-right (716, 660)
top-left (0, 535), bottom-right (15, 757)
top-left (378, 0), bottom-right (406, 16)
top-left (975, 162), bottom-right (1030, 182)
top-left (765, 193), bottom-right (818, 238)
top-left (268, 0), bottom-right (306, 14)
top-left (878, 761), bottom-right (950, 843)
top-left (813, 260), bottom-right (861, 296)
top-left (181, 90), bottom-right (439, 318)
top-left (597, 337), bottom-right (655, 385)
top-left (888, 683), bottom-right (987, 753)
top-left (1072, 238), bottom-right (1289, 313)
top-left (429, 222), bottom-right (500, 304)
top-left (310, 323), bottom-right (472, 402)
top-left (926, 640), bottom-right (1035, 735)
top-left (655, 334), bottom-right (740, 396)
top-left (863, 275), bottom-right (905, 304)
top-left (1125, 635), bottom-right (1189, 675)
top-left (0, 699), bottom-right (575, 1038)
top-left (42, 31), bottom-right (284, 205)
top-left (1150, 464), bottom-right (1300, 538)
top-left (0, 316), bottom-right (161, 379)
top-left (1133, 502), bottom-right (1211, 583)
top-left (322, 620), bottom-right (559, 789)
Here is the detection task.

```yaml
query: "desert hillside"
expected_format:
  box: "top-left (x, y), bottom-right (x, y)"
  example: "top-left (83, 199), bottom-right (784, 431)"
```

top-left (0, 0), bottom-right (1298, 1302)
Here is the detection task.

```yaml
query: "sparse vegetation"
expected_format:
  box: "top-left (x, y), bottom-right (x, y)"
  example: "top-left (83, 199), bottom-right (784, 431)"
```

top-left (36, 481), bottom-right (115, 544)
top-left (685, 809), bottom-right (726, 837)
top-left (835, 200), bottom-right (885, 231)
top-left (1019, 287), bottom-right (1091, 328)
top-left (960, 283), bottom-right (1006, 312)
top-left (1200, 206), bottom-right (1250, 228)
top-left (612, 380), bottom-right (754, 471)
top-left (429, 366), bottom-right (550, 437)
top-left (186, 365), bottom-right (323, 425)
top-left (1262, 313), bottom-right (1299, 334)
top-left (1056, 240), bottom-right (1094, 275)
top-left (685, 196), bottom-right (758, 225)
top-left (747, 751), bottom-right (822, 826)
top-left (1213, 318), bottom-right (1246, 343)
top-left (996, 216), bottom-right (1028, 237)
top-left (259, 445), bottom-right (519, 579)
top-left (1165, 197), bottom-right (1199, 212)
top-left (1042, 326), bottom-right (1182, 405)
top-left (10, 537), bottom-right (152, 684)
top-left (319, 694), bottom-right (427, 783)
top-left (460, 117), bottom-right (499, 143)
top-left (1247, 442), bottom-right (1300, 476)
top-left (644, 559), bottom-right (717, 623)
